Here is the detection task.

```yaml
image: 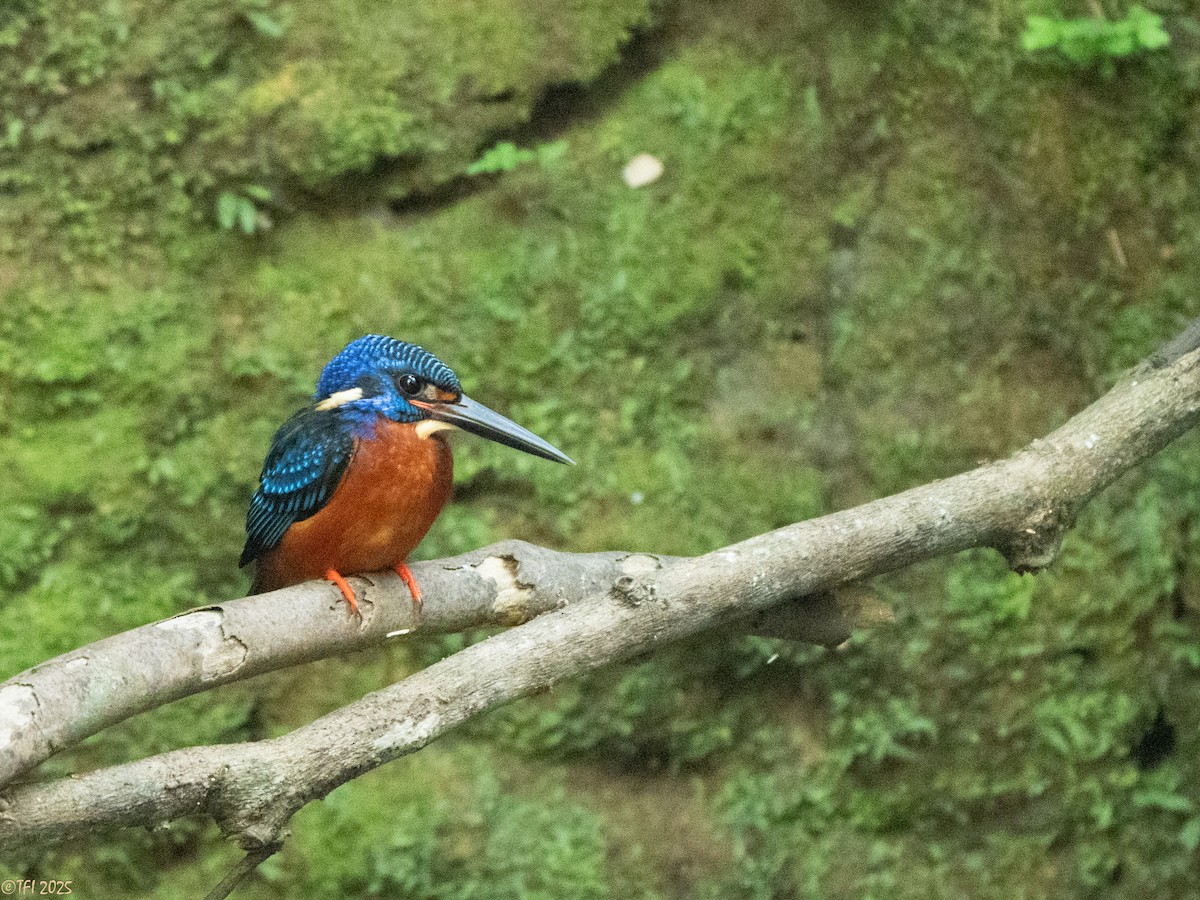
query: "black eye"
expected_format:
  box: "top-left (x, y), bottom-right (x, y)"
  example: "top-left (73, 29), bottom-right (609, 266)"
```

top-left (396, 373), bottom-right (422, 396)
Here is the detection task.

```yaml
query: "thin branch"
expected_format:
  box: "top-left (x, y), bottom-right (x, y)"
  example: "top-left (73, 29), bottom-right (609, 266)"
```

top-left (1142, 317), bottom-right (1200, 371)
top-left (203, 842), bottom-right (281, 900)
top-left (1, 320), bottom-right (1198, 855)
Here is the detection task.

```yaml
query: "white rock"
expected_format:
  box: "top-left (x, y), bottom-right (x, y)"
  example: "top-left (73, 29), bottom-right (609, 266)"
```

top-left (622, 153), bottom-right (664, 188)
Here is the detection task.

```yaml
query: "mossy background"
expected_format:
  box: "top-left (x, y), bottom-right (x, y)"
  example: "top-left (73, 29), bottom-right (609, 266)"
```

top-left (3, 0), bottom-right (1200, 896)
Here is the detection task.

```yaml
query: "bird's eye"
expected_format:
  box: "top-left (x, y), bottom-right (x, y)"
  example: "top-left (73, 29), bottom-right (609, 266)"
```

top-left (396, 373), bottom-right (422, 396)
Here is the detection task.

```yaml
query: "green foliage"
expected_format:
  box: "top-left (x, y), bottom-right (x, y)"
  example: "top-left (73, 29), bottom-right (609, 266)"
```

top-left (216, 187), bottom-right (272, 234)
top-left (236, 0), bottom-right (290, 39)
top-left (0, 0), bottom-right (653, 260)
top-left (283, 757), bottom-right (623, 900)
top-left (0, 506), bottom-right (68, 589)
top-left (832, 692), bottom-right (937, 765)
top-left (467, 139), bottom-right (569, 176)
top-left (698, 469), bottom-right (1200, 897)
top-left (1022, 5), bottom-right (1170, 69)
top-left (480, 653), bottom-right (750, 770)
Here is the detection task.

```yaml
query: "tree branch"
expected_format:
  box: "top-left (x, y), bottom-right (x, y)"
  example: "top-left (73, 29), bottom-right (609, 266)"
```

top-left (0, 549), bottom-right (856, 793)
top-left (203, 843), bottom-right (281, 900)
top-left (1, 319), bottom-right (1198, 856)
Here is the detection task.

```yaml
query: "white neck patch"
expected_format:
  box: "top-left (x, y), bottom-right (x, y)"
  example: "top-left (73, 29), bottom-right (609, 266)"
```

top-left (314, 387), bottom-right (365, 411)
top-left (415, 420), bottom-right (457, 439)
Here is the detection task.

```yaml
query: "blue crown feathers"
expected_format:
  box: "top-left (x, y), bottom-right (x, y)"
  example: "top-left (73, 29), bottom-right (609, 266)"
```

top-left (316, 335), bottom-right (461, 400)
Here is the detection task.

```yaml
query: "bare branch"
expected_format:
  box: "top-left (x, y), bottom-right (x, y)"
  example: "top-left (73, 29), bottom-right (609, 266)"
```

top-left (203, 842), bottom-right (281, 900)
top-left (1, 320), bottom-right (1198, 855)
top-left (0, 548), bottom-right (855, 793)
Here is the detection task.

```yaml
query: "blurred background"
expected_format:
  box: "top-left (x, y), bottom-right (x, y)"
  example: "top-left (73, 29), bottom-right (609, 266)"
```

top-left (3, 0), bottom-right (1200, 896)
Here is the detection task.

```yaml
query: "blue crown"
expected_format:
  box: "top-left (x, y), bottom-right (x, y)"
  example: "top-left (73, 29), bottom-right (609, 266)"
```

top-left (316, 335), bottom-right (461, 399)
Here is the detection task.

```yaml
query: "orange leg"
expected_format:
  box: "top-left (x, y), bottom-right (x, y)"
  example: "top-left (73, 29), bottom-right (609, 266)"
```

top-left (394, 562), bottom-right (423, 612)
top-left (325, 568), bottom-right (360, 617)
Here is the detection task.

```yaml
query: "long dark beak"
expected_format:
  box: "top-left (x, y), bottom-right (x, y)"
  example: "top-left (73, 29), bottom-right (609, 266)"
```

top-left (419, 394), bottom-right (575, 464)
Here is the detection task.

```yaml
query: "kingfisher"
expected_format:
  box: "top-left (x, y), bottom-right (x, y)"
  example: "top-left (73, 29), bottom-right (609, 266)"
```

top-left (240, 334), bottom-right (573, 614)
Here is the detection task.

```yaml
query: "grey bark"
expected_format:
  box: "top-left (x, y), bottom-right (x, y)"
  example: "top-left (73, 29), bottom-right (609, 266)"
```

top-left (0, 551), bottom-right (855, 793)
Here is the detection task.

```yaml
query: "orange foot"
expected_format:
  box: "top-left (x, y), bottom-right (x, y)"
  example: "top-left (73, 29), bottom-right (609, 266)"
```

top-left (325, 568), bottom-right (360, 617)
top-left (394, 562), bottom-right (423, 612)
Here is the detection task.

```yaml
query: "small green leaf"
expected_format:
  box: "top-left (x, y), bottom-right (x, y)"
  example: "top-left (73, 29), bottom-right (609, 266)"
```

top-left (1042, 726), bottom-right (1071, 756)
top-left (245, 9), bottom-right (285, 38)
top-left (1131, 6), bottom-right (1170, 49)
top-left (803, 84), bottom-right (822, 129)
top-left (535, 139), bottom-right (568, 168)
top-left (1021, 16), bottom-right (1060, 52)
top-left (237, 198), bottom-right (258, 234)
top-left (216, 192), bottom-right (239, 230)
top-left (1180, 816), bottom-right (1200, 852)
top-left (1131, 790), bottom-right (1193, 813)
top-left (1104, 29), bottom-right (1137, 58)
top-left (467, 141), bottom-right (537, 175)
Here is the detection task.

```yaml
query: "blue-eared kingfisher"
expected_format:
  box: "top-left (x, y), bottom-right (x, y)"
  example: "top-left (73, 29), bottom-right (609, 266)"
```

top-left (240, 334), bottom-right (573, 613)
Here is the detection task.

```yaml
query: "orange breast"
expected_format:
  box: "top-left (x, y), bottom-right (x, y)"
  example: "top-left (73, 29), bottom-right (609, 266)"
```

top-left (253, 419), bottom-right (453, 593)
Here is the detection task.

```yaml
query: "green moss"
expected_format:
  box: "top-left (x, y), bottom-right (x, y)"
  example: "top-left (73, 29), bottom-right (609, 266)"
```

top-left (282, 750), bottom-right (630, 899)
top-left (0, 0), bottom-right (654, 260)
top-left (5, 0), bottom-right (1200, 895)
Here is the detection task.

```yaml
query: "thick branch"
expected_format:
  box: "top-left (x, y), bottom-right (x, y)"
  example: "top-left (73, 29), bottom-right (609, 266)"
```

top-left (1, 322), bottom-right (1198, 854)
top-left (0, 550), bottom-right (853, 793)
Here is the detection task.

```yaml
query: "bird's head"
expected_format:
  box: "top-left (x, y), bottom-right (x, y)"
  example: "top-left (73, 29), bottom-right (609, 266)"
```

top-left (313, 335), bottom-right (573, 464)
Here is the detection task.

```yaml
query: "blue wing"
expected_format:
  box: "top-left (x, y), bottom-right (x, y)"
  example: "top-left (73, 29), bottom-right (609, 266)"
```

top-left (239, 406), bottom-right (357, 567)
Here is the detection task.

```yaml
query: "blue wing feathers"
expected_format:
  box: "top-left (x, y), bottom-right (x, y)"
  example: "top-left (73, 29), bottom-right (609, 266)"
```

top-left (239, 407), bottom-right (356, 567)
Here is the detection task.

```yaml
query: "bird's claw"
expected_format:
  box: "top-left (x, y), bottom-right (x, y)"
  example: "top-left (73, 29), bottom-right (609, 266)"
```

top-left (394, 562), bottom-right (423, 613)
top-left (325, 568), bottom-right (362, 618)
